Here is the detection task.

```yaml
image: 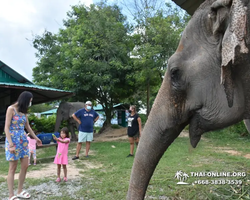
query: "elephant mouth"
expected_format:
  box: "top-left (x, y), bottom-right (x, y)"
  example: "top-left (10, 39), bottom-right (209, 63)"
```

top-left (188, 111), bottom-right (205, 148)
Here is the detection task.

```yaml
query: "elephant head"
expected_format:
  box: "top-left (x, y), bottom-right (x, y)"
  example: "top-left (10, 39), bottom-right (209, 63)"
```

top-left (54, 102), bottom-right (85, 140)
top-left (127, 0), bottom-right (250, 199)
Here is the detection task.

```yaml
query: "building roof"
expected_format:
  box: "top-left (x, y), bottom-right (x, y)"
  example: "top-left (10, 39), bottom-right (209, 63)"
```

top-left (0, 60), bottom-right (73, 104)
top-left (40, 108), bottom-right (58, 115)
top-left (94, 103), bottom-right (129, 111)
top-left (38, 103), bottom-right (128, 117)
top-left (172, 0), bottom-right (205, 15)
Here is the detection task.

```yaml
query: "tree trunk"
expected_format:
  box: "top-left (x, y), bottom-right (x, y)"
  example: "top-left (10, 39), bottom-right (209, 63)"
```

top-left (98, 106), bottom-right (112, 134)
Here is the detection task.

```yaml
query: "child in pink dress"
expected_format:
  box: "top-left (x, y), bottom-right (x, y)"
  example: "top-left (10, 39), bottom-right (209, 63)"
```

top-left (53, 127), bottom-right (70, 182)
top-left (27, 133), bottom-right (37, 165)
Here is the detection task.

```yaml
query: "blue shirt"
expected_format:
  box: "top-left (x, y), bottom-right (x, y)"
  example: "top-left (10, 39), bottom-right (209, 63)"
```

top-left (74, 108), bottom-right (99, 133)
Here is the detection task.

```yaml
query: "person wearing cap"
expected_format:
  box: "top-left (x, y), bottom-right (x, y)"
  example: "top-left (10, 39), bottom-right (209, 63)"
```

top-left (72, 101), bottom-right (99, 160)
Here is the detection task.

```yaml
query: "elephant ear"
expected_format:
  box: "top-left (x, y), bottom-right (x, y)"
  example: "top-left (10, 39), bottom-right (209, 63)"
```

top-left (68, 103), bottom-right (76, 118)
top-left (212, 0), bottom-right (249, 107)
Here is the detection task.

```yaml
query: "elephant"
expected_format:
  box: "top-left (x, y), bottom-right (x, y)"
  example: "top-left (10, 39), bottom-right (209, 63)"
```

top-left (127, 0), bottom-right (250, 199)
top-left (54, 102), bottom-right (85, 141)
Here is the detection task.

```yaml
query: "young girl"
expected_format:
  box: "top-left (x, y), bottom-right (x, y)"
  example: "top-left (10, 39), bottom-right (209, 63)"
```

top-left (53, 127), bottom-right (70, 182)
top-left (27, 133), bottom-right (37, 165)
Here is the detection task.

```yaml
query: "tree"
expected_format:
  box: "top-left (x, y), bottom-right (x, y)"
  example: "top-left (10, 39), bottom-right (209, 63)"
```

top-left (122, 1), bottom-right (190, 116)
top-left (29, 103), bottom-right (55, 113)
top-left (33, 2), bottom-right (135, 130)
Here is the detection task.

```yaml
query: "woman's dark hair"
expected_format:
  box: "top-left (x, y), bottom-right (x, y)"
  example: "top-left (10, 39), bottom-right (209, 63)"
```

top-left (61, 127), bottom-right (70, 138)
top-left (17, 91), bottom-right (33, 114)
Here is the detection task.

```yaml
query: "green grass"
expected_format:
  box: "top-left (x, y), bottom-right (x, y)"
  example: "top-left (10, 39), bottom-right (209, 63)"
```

top-left (0, 130), bottom-right (250, 199)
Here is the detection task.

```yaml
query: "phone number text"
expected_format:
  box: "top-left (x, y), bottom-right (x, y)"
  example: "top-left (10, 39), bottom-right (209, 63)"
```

top-left (193, 179), bottom-right (242, 185)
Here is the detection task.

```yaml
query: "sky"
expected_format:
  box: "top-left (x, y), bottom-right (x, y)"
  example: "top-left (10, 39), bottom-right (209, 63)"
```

top-left (0, 0), bottom-right (175, 82)
top-left (0, 0), bottom-right (94, 81)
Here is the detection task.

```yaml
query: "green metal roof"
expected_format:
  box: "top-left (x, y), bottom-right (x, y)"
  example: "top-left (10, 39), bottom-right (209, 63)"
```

top-left (94, 103), bottom-right (129, 111)
top-left (0, 82), bottom-right (71, 93)
top-left (40, 108), bottom-right (57, 115)
top-left (0, 60), bottom-right (32, 83)
top-left (0, 60), bottom-right (73, 104)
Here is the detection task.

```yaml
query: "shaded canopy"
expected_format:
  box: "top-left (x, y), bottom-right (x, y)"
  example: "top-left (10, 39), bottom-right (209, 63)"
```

top-left (0, 84), bottom-right (73, 105)
top-left (0, 60), bottom-right (73, 106)
top-left (0, 60), bottom-right (73, 135)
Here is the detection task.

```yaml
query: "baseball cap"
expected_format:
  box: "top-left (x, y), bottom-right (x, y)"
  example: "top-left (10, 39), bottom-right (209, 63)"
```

top-left (85, 101), bottom-right (92, 105)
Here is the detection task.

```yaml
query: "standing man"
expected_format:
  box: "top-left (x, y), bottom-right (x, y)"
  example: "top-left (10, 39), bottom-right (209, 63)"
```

top-left (72, 101), bottom-right (99, 160)
top-left (127, 105), bottom-right (142, 157)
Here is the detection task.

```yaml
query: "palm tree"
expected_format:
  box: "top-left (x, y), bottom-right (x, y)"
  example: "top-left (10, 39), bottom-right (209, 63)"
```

top-left (174, 170), bottom-right (183, 181)
top-left (182, 172), bottom-right (189, 182)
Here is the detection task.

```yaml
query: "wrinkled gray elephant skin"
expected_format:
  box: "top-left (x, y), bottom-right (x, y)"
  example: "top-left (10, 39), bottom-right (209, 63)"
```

top-left (127, 0), bottom-right (250, 199)
top-left (55, 102), bottom-right (85, 141)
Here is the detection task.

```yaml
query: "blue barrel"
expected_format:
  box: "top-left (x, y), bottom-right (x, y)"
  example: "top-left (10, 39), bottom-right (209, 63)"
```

top-left (37, 133), bottom-right (53, 144)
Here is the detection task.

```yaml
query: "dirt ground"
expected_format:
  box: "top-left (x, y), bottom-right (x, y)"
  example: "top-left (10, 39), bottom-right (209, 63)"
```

top-left (94, 126), bottom-right (128, 141)
top-left (0, 128), bottom-right (129, 200)
top-left (1, 127), bottom-right (128, 180)
top-left (30, 127), bottom-right (127, 179)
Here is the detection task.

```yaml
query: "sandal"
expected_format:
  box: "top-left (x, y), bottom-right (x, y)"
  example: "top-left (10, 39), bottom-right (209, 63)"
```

top-left (9, 196), bottom-right (20, 200)
top-left (63, 177), bottom-right (68, 182)
top-left (56, 177), bottom-right (61, 182)
top-left (17, 190), bottom-right (31, 199)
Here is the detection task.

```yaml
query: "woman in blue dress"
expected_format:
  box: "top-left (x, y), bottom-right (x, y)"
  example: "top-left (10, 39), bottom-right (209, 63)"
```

top-left (5, 91), bottom-right (42, 200)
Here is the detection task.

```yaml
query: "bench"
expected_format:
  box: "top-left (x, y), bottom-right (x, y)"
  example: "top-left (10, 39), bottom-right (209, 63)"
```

top-left (36, 143), bottom-right (58, 149)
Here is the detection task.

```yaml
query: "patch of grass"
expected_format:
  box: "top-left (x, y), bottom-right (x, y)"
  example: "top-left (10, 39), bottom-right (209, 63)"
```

top-left (0, 149), bottom-right (9, 176)
top-left (0, 132), bottom-right (250, 199)
top-left (143, 137), bottom-right (250, 199)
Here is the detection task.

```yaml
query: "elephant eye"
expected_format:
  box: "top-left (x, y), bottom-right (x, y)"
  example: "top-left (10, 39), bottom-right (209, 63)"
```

top-left (170, 68), bottom-right (180, 82)
top-left (170, 67), bottom-right (184, 91)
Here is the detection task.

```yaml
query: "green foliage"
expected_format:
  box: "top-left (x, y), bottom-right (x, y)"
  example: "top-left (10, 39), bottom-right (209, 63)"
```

top-left (28, 114), bottom-right (58, 133)
top-left (205, 121), bottom-right (249, 140)
top-left (139, 113), bottom-right (147, 125)
top-left (29, 103), bottom-right (56, 113)
top-left (94, 126), bottom-right (101, 133)
top-left (32, 2), bottom-right (135, 125)
top-left (32, 1), bottom-right (191, 126)
top-left (229, 121), bottom-right (248, 135)
top-left (128, 3), bottom-right (190, 113)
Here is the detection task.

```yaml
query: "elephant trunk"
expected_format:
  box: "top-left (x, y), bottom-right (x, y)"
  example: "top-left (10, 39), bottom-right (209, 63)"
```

top-left (127, 76), bottom-right (187, 199)
top-left (54, 114), bottom-right (62, 133)
top-left (127, 120), bottom-right (185, 199)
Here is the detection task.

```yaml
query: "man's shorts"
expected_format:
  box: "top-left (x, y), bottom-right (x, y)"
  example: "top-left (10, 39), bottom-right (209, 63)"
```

top-left (78, 131), bottom-right (93, 142)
